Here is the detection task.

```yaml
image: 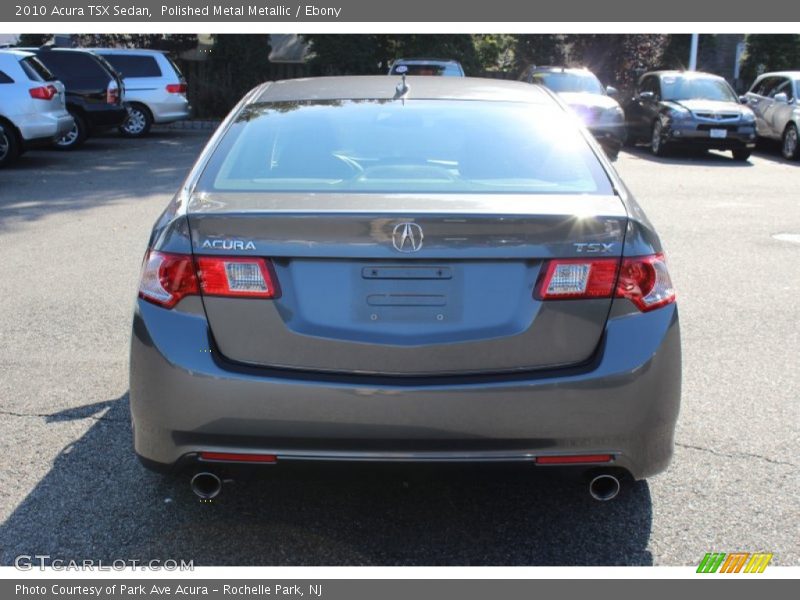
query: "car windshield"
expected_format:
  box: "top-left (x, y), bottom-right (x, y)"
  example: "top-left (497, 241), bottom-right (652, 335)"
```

top-left (530, 72), bottom-right (604, 94)
top-left (197, 99), bottom-right (612, 195)
top-left (661, 76), bottom-right (737, 102)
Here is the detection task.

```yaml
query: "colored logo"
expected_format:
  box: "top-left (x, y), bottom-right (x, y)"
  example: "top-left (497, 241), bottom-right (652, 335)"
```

top-left (697, 552), bottom-right (773, 573)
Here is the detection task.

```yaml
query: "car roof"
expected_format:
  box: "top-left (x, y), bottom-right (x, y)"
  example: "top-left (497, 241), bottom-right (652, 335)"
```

top-left (530, 66), bottom-right (591, 74)
top-left (644, 70), bottom-right (725, 80)
top-left (0, 49), bottom-right (34, 59)
top-left (255, 76), bottom-right (555, 104)
top-left (755, 70), bottom-right (800, 78)
top-left (393, 58), bottom-right (461, 64)
top-left (84, 47), bottom-right (167, 56)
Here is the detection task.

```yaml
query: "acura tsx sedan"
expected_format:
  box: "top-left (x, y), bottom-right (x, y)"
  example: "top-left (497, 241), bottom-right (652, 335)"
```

top-left (130, 76), bottom-right (681, 501)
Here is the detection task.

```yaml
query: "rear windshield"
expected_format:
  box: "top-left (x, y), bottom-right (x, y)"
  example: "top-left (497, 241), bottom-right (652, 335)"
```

top-left (530, 72), bottom-right (604, 94)
top-left (197, 99), bottom-right (612, 195)
top-left (35, 51), bottom-right (109, 82)
top-left (100, 54), bottom-right (162, 78)
top-left (20, 56), bottom-right (55, 82)
top-left (390, 63), bottom-right (462, 76)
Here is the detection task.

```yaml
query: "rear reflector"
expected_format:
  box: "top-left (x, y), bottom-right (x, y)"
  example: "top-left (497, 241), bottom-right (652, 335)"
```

top-left (536, 454), bottom-right (613, 465)
top-left (535, 253), bottom-right (675, 312)
top-left (195, 256), bottom-right (279, 298)
top-left (199, 452), bottom-right (277, 464)
top-left (29, 84), bottom-right (58, 100)
top-left (166, 83), bottom-right (187, 94)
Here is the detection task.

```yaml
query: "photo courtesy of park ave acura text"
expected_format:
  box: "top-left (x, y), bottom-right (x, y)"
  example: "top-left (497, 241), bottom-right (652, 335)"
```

top-left (0, 25), bottom-right (798, 572)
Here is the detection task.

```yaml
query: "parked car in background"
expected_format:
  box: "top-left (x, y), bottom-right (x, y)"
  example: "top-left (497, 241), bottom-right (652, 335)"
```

top-left (745, 71), bottom-right (800, 161)
top-left (388, 58), bottom-right (465, 77)
top-left (625, 70), bottom-right (757, 160)
top-left (0, 49), bottom-right (73, 167)
top-left (131, 76), bottom-right (680, 503)
top-left (89, 48), bottom-right (190, 138)
top-left (19, 47), bottom-right (127, 149)
top-left (524, 66), bottom-right (625, 159)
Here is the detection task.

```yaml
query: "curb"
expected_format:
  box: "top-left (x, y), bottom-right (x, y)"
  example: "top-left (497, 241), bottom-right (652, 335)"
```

top-left (156, 120), bottom-right (222, 131)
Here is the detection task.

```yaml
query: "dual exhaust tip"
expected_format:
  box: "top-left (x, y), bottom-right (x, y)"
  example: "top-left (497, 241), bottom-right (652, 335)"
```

top-left (191, 470), bottom-right (622, 501)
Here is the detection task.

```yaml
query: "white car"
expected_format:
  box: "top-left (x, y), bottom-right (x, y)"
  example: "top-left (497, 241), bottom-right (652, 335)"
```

top-left (0, 49), bottom-right (74, 167)
top-left (88, 48), bottom-right (190, 137)
top-left (745, 71), bottom-right (800, 161)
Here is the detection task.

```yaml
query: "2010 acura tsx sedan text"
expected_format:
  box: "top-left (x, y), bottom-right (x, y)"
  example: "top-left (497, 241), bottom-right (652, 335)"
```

top-left (130, 76), bottom-right (681, 502)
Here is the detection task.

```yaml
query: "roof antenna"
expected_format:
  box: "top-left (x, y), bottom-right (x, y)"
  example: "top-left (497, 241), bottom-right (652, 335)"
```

top-left (395, 73), bottom-right (410, 98)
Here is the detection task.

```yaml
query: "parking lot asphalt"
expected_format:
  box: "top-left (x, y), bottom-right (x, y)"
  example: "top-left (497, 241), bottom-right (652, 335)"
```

top-left (0, 131), bottom-right (797, 566)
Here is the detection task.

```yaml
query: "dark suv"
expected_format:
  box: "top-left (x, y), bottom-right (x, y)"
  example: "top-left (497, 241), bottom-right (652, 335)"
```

top-left (20, 47), bottom-right (127, 149)
top-left (624, 70), bottom-right (757, 160)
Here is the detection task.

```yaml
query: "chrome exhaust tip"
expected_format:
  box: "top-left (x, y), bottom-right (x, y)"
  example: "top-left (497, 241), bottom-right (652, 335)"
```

top-left (190, 472), bottom-right (222, 499)
top-left (588, 474), bottom-right (621, 501)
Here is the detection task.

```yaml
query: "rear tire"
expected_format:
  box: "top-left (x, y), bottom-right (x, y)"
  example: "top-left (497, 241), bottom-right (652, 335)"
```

top-left (732, 148), bottom-right (751, 161)
top-left (0, 124), bottom-right (20, 168)
top-left (55, 111), bottom-right (88, 150)
top-left (650, 120), bottom-right (668, 156)
top-left (782, 123), bottom-right (799, 161)
top-left (119, 103), bottom-right (153, 138)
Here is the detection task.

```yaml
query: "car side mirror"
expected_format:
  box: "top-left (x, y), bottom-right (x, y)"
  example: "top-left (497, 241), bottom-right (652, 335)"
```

top-left (606, 86), bottom-right (619, 98)
top-left (773, 92), bottom-right (789, 104)
top-left (639, 91), bottom-right (655, 101)
top-left (739, 95), bottom-right (749, 104)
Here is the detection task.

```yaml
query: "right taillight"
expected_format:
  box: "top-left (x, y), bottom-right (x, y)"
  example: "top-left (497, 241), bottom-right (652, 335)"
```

top-left (535, 253), bottom-right (675, 312)
top-left (138, 250), bottom-right (280, 309)
top-left (615, 253), bottom-right (675, 312)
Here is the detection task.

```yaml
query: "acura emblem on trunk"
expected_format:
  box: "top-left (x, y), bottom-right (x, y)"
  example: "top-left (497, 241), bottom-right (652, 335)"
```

top-left (392, 222), bottom-right (424, 252)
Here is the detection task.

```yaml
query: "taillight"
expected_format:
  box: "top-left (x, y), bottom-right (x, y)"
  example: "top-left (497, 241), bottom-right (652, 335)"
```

top-left (29, 84), bottom-right (57, 100)
top-left (138, 250), bottom-right (199, 308)
top-left (106, 81), bottom-right (119, 104)
top-left (616, 253), bottom-right (675, 312)
top-left (195, 256), bottom-right (279, 299)
top-left (166, 82), bottom-right (187, 94)
top-left (535, 258), bottom-right (618, 300)
top-left (138, 251), bottom-right (280, 308)
top-left (535, 253), bottom-right (675, 312)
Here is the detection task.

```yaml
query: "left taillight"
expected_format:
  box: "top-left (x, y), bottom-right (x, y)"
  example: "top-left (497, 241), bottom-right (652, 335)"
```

top-left (138, 251), bottom-right (280, 309)
top-left (29, 84), bottom-right (57, 100)
top-left (138, 250), bottom-right (199, 309)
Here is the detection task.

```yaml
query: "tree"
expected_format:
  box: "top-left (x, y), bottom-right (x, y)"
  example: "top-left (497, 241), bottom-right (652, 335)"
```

top-left (740, 34), bottom-right (800, 84)
top-left (568, 34), bottom-right (670, 91)
top-left (514, 35), bottom-right (567, 76)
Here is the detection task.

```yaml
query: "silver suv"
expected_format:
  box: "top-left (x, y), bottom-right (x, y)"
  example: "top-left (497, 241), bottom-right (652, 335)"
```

top-left (745, 71), bottom-right (800, 160)
top-left (89, 48), bottom-right (190, 137)
top-left (0, 49), bottom-right (73, 167)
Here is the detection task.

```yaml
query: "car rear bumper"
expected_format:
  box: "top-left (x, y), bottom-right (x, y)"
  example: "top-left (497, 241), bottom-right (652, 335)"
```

top-left (84, 105), bottom-right (128, 130)
top-left (15, 111), bottom-right (74, 145)
top-left (149, 99), bottom-right (191, 124)
top-left (129, 299), bottom-right (682, 480)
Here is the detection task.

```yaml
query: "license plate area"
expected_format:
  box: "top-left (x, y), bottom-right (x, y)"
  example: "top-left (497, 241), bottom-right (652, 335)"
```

top-left (709, 128), bottom-right (728, 139)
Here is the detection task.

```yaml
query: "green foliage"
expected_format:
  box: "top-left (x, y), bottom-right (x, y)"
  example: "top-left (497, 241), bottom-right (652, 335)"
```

top-left (514, 35), bottom-right (567, 74)
top-left (567, 34), bottom-right (670, 91)
top-left (741, 34), bottom-right (800, 83)
top-left (15, 34), bottom-right (50, 47)
top-left (304, 34), bottom-right (494, 76)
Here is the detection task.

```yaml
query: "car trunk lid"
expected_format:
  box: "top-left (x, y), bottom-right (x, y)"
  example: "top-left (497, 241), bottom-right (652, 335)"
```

top-left (188, 192), bottom-right (627, 376)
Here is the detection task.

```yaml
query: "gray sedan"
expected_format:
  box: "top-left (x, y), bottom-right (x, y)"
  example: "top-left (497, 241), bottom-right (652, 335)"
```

top-left (745, 71), bottom-right (800, 160)
top-left (129, 76), bottom-right (681, 503)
